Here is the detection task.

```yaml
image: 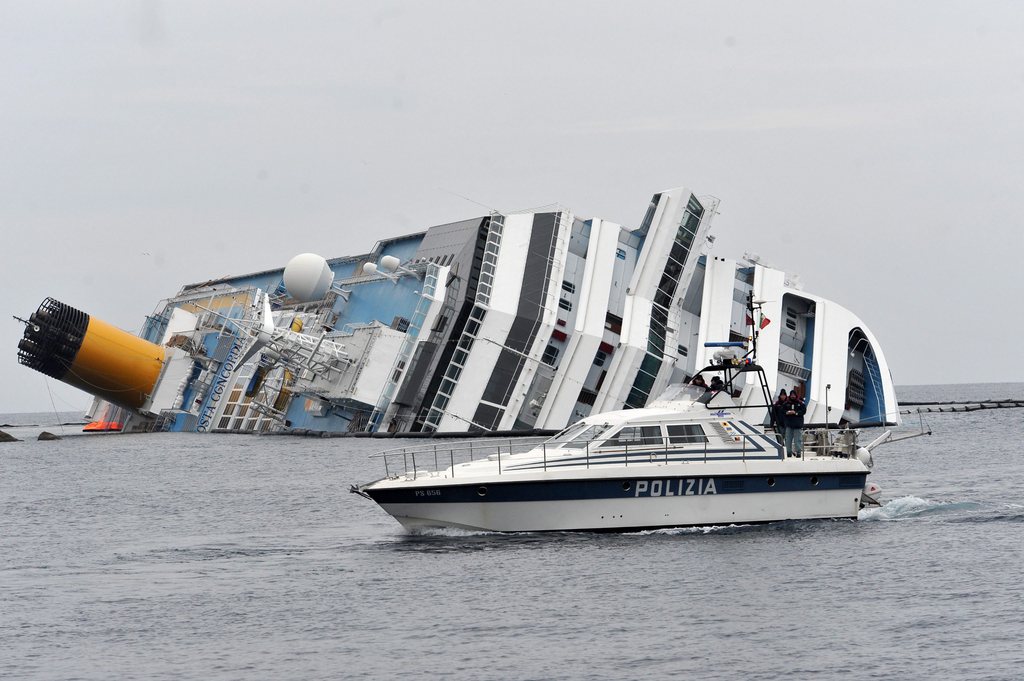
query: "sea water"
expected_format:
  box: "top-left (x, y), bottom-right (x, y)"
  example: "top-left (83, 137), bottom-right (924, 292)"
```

top-left (2, 384), bottom-right (1023, 680)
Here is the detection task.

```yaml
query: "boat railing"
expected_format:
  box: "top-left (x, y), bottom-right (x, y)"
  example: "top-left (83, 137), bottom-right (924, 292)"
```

top-left (372, 428), bottom-right (860, 480)
top-left (798, 428), bottom-right (861, 459)
top-left (372, 436), bottom-right (552, 480)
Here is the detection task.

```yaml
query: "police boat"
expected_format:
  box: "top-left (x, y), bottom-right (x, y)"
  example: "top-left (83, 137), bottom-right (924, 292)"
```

top-left (351, 350), bottom-right (891, 533)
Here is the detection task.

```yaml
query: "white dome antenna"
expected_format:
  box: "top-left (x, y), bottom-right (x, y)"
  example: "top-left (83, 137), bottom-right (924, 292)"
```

top-left (378, 255), bottom-right (401, 273)
top-left (284, 253), bottom-right (335, 302)
top-left (362, 255), bottom-right (421, 282)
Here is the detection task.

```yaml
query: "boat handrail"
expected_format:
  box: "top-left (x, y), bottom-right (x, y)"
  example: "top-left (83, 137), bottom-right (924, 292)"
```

top-left (370, 428), bottom-right (865, 481)
top-left (370, 436), bottom-right (550, 479)
top-left (370, 435), bottom-right (551, 460)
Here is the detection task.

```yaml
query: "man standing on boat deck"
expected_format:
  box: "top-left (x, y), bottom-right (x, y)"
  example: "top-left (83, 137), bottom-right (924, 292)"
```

top-left (783, 391), bottom-right (807, 457)
top-left (772, 389), bottom-right (788, 441)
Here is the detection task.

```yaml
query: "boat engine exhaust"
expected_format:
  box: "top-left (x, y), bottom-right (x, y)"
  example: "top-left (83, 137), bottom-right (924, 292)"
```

top-left (16, 298), bottom-right (167, 411)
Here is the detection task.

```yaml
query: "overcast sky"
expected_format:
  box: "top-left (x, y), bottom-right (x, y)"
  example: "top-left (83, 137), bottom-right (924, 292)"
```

top-left (2, 1), bottom-right (1023, 414)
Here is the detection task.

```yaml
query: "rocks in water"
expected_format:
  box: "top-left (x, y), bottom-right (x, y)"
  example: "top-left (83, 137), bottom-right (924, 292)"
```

top-left (0, 430), bottom-right (21, 443)
top-left (38, 431), bottom-right (62, 441)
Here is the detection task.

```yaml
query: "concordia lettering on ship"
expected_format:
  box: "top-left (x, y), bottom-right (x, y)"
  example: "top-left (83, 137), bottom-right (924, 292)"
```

top-left (16, 186), bottom-right (900, 435)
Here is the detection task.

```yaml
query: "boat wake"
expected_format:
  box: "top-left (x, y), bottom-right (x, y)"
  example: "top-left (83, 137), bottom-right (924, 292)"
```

top-left (388, 526), bottom-right (555, 553)
top-left (858, 495), bottom-right (980, 521)
top-left (944, 503), bottom-right (1024, 524)
top-left (406, 526), bottom-right (502, 538)
top-left (632, 524), bottom-right (754, 536)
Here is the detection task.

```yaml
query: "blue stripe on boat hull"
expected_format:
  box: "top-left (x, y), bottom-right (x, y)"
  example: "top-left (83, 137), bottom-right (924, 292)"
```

top-left (365, 472), bottom-right (867, 505)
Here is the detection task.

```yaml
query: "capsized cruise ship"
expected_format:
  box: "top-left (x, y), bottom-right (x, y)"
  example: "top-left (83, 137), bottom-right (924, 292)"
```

top-left (17, 186), bottom-right (900, 435)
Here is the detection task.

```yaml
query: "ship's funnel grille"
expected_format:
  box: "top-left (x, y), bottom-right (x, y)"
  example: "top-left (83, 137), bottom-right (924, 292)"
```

top-left (17, 298), bottom-right (90, 380)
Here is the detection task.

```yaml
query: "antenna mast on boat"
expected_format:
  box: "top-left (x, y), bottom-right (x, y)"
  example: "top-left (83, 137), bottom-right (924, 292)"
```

top-left (746, 290), bottom-right (763, 363)
top-left (744, 290), bottom-right (780, 432)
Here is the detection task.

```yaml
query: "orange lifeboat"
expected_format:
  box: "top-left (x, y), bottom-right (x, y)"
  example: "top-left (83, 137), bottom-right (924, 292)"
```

top-left (82, 421), bottom-right (123, 432)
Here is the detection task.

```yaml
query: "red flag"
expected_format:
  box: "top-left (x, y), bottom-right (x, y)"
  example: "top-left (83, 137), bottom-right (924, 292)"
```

top-left (745, 314), bottom-right (754, 326)
top-left (759, 315), bottom-right (771, 330)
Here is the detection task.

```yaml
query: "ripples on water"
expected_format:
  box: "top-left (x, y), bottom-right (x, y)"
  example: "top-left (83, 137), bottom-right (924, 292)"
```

top-left (2, 385), bottom-right (1023, 680)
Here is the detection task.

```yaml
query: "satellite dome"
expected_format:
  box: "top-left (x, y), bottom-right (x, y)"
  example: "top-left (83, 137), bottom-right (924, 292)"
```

top-left (378, 255), bottom-right (401, 273)
top-left (283, 253), bottom-right (334, 302)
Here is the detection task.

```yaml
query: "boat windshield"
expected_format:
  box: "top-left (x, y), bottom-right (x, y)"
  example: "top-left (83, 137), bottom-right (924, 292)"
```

top-left (655, 383), bottom-right (709, 402)
top-left (559, 423), bottom-right (612, 449)
top-left (546, 421), bottom-right (590, 445)
top-left (696, 391), bottom-right (718, 405)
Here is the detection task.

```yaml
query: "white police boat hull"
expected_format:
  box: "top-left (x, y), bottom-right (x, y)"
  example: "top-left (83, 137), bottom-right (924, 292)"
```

top-left (353, 376), bottom-right (881, 533)
top-left (364, 463), bottom-right (868, 532)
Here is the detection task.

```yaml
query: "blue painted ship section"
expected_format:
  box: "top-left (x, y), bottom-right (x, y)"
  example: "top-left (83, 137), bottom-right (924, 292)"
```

top-left (202, 233), bottom-right (424, 305)
top-left (335, 278), bottom-right (420, 329)
top-left (221, 235), bottom-right (425, 432)
top-left (282, 396), bottom-right (355, 432)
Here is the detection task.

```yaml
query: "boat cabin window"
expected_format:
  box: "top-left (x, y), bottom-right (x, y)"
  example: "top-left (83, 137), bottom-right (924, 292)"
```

top-left (560, 424), bottom-right (612, 449)
top-left (666, 424), bottom-right (708, 444)
top-left (603, 426), bottom-right (662, 447)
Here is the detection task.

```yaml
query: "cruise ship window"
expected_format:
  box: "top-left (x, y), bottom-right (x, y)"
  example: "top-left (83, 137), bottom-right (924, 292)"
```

top-left (667, 424), bottom-right (708, 445)
top-left (639, 194), bottom-right (661, 233)
top-left (558, 298), bottom-right (573, 311)
top-left (542, 344), bottom-right (559, 366)
top-left (594, 350), bottom-right (607, 367)
top-left (391, 360), bottom-right (406, 383)
top-left (561, 280), bottom-right (576, 294)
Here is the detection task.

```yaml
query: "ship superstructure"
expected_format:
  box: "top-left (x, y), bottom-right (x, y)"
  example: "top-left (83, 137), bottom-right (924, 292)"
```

top-left (18, 186), bottom-right (900, 434)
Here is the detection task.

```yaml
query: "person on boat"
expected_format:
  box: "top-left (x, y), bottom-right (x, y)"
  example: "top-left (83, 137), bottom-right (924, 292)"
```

top-left (690, 375), bottom-right (707, 388)
top-left (783, 390), bottom-right (807, 457)
top-left (709, 376), bottom-right (725, 392)
top-left (772, 389), bottom-right (788, 438)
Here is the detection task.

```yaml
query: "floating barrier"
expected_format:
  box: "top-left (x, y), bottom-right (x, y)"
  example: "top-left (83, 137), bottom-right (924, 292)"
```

top-left (900, 400), bottom-right (1024, 413)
